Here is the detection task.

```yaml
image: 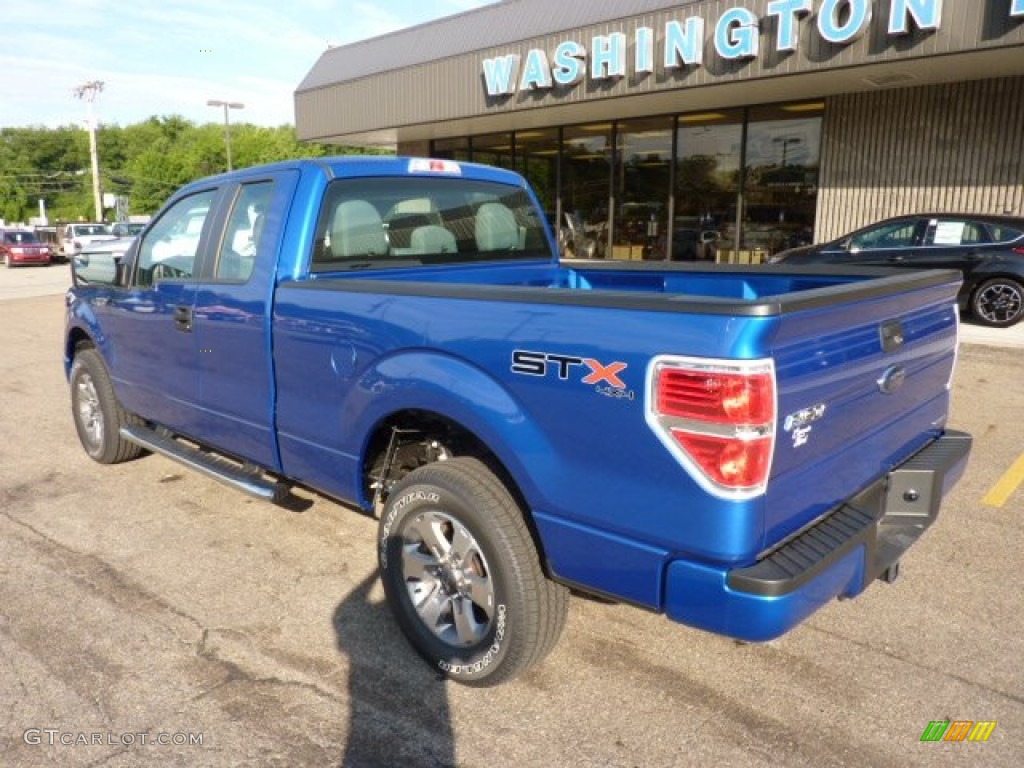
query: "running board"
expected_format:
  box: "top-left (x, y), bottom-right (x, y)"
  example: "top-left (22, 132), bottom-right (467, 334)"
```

top-left (120, 424), bottom-right (289, 503)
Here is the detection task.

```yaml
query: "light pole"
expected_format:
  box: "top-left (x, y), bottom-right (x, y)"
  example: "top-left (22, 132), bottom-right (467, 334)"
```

top-left (773, 136), bottom-right (802, 167)
top-left (207, 100), bottom-right (244, 171)
top-left (74, 80), bottom-right (105, 221)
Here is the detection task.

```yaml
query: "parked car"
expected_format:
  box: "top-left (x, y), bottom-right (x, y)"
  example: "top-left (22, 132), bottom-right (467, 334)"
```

top-left (58, 222), bottom-right (117, 260)
top-left (1, 230), bottom-right (53, 267)
top-left (771, 213), bottom-right (1024, 327)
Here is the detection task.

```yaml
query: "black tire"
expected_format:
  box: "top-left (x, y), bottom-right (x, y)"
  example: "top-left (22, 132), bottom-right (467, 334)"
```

top-left (971, 277), bottom-right (1024, 328)
top-left (70, 348), bottom-right (145, 464)
top-left (378, 457), bottom-right (568, 686)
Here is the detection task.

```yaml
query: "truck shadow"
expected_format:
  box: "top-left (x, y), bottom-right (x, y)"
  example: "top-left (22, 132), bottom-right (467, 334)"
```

top-left (333, 572), bottom-right (456, 768)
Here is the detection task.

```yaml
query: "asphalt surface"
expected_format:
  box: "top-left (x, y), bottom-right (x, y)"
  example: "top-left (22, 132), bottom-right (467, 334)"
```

top-left (1, 264), bottom-right (1022, 767)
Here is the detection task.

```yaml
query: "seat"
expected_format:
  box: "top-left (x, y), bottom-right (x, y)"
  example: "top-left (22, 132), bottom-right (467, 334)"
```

top-left (385, 213), bottom-right (432, 250)
top-left (250, 213), bottom-right (265, 251)
top-left (331, 200), bottom-right (388, 258)
top-left (410, 225), bottom-right (457, 254)
top-left (475, 202), bottom-right (520, 251)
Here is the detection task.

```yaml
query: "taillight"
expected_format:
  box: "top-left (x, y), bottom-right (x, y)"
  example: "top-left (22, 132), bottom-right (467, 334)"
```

top-left (646, 356), bottom-right (776, 498)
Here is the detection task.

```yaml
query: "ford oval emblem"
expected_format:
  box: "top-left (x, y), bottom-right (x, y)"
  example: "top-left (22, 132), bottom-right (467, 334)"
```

top-left (877, 365), bottom-right (907, 395)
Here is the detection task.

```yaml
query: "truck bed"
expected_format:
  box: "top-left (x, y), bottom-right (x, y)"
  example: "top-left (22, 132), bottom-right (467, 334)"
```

top-left (275, 258), bottom-right (962, 610)
top-left (298, 257), bottom-right (953, 313)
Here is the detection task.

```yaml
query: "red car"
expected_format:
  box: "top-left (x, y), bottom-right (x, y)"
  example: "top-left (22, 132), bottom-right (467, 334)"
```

top-left (1, 230), bottom-right (53, 267)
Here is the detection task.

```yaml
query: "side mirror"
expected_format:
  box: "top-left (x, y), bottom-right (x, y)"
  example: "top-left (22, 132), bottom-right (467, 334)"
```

top-left (115, 241), bottom-right (140, 286)
top-left (69, 241), bottom-right (137, 287)
top-left (114, 256), bottom-right (130, 286)
top-left (70, 250), bottom-right (115, 286)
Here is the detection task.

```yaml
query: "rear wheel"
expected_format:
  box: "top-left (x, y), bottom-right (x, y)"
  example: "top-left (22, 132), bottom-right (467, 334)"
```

top-left (971, 277), bottom-right (1023, 327)
top-left (378, 457), bottom-right (568, 686)
top-left (70, 348), bottom-right (145, 464)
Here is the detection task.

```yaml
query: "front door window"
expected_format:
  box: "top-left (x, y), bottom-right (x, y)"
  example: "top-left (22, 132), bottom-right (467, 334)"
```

top-left (135, 191), bottom-right (215, 286)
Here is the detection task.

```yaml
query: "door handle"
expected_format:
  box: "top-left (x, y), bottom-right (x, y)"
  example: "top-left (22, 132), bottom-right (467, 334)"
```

top-left (173, 305), bottom-right (193, 332)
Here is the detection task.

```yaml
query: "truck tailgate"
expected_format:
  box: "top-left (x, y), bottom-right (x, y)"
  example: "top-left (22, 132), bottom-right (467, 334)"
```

top-left (763, 274), bottom-right (961, 550)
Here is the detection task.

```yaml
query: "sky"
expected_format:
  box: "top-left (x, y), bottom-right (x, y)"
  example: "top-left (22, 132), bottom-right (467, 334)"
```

top-left (2, 0), bottom-right (498, 130)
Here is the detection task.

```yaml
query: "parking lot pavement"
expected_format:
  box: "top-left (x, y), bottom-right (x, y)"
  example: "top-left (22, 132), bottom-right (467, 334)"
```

top-left (959, 316), bottom-right (1024, 349)
top-left (0, 261), bottom-right (72, 301)
top-left (2, 291), bottom-right (1023, 767)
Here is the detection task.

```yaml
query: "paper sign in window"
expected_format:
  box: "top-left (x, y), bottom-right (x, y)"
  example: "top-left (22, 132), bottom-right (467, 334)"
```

top-left (933, 221), bottom-right (966, 245)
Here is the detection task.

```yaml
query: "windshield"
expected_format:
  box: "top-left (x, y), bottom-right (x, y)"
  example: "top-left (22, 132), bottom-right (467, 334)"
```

top-left (74, 225), bottom-right (109, 236)
top-left (3, 231), bottom-right (41, 244)
top-left (311, 176), bottom-right (551, 271)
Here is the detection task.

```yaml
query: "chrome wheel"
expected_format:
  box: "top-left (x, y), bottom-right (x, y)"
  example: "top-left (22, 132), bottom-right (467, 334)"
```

top-left (401, 509), bottom-right (496, 647)
top-left (974, 279), bottom-right (1023, 327)
top-left (379, 458), bottom-right (569, 685)
top-left (75, 371), bottom-right (104, 451)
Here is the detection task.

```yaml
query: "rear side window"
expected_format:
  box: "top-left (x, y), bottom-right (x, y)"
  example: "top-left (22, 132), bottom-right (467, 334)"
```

top-left (988, 224), bottom-right (1024, 243)
top-left (215, 181), bottom-right (275, 282)
top-left (310, 176), bottom-right (550, 271)
top-left (925, 220), bottom-right (990, 246)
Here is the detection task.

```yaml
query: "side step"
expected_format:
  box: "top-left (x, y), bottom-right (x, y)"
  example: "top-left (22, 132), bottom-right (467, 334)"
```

top-left (120, 424), bottom-right (289, 503)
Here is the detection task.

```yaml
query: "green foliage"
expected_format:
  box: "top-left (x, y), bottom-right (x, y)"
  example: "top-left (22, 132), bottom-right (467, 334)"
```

top-left (0, 119), bottom-right (386, 224)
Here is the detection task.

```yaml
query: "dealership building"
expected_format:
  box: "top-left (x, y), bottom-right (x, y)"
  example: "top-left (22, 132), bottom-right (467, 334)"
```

top-left (295, 0), bottom-right (1024, 262)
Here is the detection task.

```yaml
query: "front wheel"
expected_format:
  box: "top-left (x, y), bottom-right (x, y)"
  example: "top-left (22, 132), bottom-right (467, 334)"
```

top-left (971, 277), bottom-right (1024, 327)
top-left (70, 348), bottom-right (145, 464)
top-left (378, 457), bottom-right (568, 686)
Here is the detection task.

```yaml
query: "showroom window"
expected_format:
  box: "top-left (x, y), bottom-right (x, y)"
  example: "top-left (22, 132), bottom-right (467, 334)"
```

top-left (515, 128), bottom-right (560, 221)
top-left (741, 103), bottom-right (823, 258)
top-left (615, 117), bottom-right (673, 261)
top-left (472, 132), bottom-right (515, 170)
top-left (674, 111), bottom-right (743, 263)
top-left (562, 123), bottom-right (612, 259)
top-left (433, 137), bottom-right (470, 163)
top-left (430, 100), bottom-right (824, 263)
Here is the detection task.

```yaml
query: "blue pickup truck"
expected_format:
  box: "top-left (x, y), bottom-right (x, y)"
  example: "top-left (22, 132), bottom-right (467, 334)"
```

top-left (66, 157), bottom-right (971, 685)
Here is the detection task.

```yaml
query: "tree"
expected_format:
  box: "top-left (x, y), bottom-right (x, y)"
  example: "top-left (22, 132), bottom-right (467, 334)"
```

top-left (0, 119), bottom-right (381, 223)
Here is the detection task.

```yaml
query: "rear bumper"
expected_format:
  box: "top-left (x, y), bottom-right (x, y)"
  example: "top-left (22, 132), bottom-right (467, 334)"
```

top-left (663, 429), bottom-right (972, 642)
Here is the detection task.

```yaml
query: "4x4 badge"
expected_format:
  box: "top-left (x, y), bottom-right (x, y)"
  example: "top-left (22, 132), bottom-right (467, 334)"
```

top-left (783, 403), bottom-right (826, 432)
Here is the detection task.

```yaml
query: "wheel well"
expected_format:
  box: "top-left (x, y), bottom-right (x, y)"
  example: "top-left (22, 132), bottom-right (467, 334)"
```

top-left (362, 409), bottom-right (551, 568)
top-left (67, 329), bottom-right (95, 361)
top-left (970, 275), bottom-right (1024, 303)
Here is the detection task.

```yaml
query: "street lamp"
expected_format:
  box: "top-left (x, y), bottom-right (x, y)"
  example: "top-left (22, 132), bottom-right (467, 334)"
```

top-left (74, 80), bottom-right (105, 221)
top-left (207, 99), bottom-right (244, 171)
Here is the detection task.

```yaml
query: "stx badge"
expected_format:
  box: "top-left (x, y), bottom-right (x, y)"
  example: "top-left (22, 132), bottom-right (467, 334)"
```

top-left (511, 349), bottom-right (632, 396)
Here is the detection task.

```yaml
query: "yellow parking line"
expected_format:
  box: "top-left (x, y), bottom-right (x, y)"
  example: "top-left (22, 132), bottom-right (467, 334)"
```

top-left (982, 453), bottom-right (1024, 508)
